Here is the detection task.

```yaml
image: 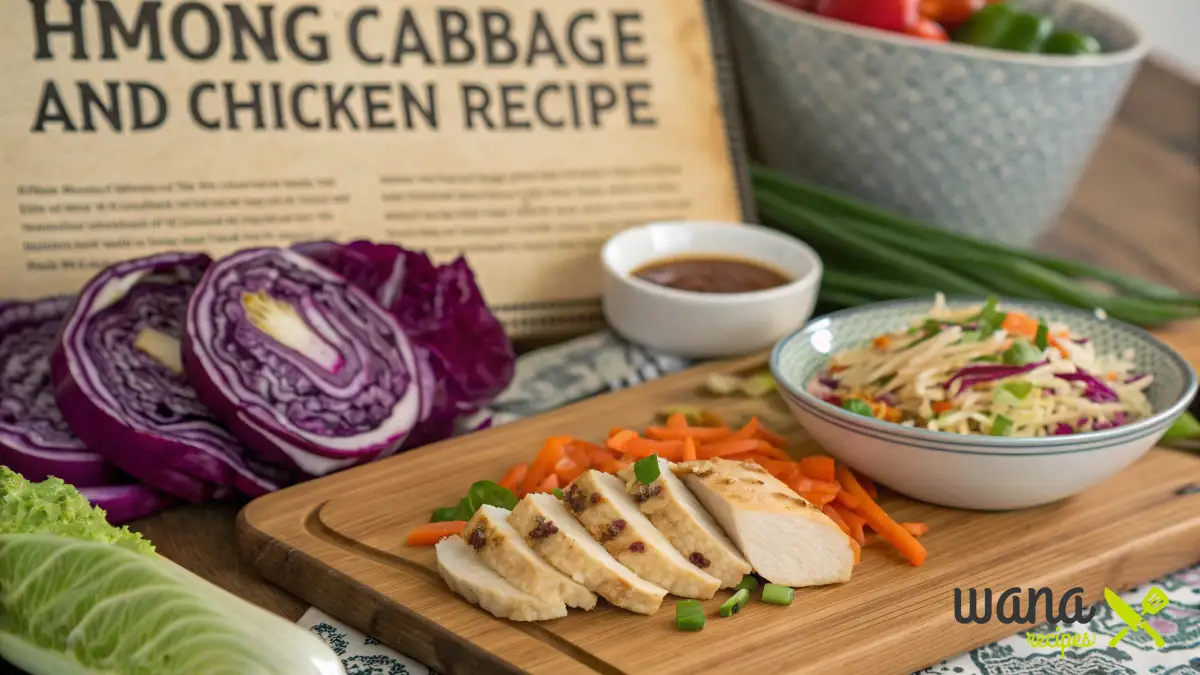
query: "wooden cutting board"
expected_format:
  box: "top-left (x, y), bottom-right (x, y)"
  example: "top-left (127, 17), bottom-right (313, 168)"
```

top-left (238, 322), bottom-right (1200, 675)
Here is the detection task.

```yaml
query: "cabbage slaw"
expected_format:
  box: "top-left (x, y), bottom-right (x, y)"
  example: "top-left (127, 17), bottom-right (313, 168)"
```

top-left (809, 295), bottom-right (1154, 437)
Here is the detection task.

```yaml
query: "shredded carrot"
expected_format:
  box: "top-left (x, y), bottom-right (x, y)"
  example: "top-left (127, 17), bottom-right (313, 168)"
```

top-left (849, 539), bottom-right (862, 565)
top-left (1105, 371), bottom-right (1119, 382)
top-left (901, 522), bottom-right (929, 538)
top-left (799, 456), bottom-right (836, 483)
top-left (666, 412), bottom-right (689, 429)
top-left (834, 490), bottom-right (861, 510)
top-left (606, 429), bottom-right (639, 452)
top-left (498, 463), bottom-right (528, 492)
top-left (873, 335), bottom-right (891, 350)
top-left (828, 364), bottom-right (847, 373)
top-left (931, 401), bottom-right (954, 414)
top-left (836, 466), bottom-right (926, 566)
top-left (521, 436), bottom-right (571, 495)
top-left (682, 436), bottom-right (698, 462)
top-left (645, 426), bottom-right (732, 442)
top-left (407, 521), bottom-right (466, 546)
top-left (1000, 312), bottom-right (1039, 337)
top-left (535, 473), bottom-right (560, 493)
top-left (696, 438), bottom-right (762, 459)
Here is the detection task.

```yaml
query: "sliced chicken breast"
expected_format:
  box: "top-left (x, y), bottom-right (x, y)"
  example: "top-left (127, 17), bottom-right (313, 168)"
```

top-left (676, 458), bottom-right (854, 588)
top-left (434, 535), bottom-right (568, 621)
top-left (565, 470), bottom-right (721, 599)
top-left (464, 504), bottom-right (597, 610)
top-left (509, 493), bottom-right (667, 615)
top-left (618, 457), bottom-right (752, 589)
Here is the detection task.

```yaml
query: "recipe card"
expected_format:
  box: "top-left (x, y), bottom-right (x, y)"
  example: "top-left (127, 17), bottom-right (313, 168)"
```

top-left (0, 0), bottom-right (750, 338)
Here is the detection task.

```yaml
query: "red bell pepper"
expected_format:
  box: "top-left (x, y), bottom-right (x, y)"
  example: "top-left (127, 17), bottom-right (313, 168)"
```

top-left (814, 0), bottom-right (920, 33)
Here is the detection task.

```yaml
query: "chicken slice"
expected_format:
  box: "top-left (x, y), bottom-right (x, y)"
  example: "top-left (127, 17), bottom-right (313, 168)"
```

top-left (676, 458), bottom-right (854, 587)
top-left (464, 504), bottom-right (597, 610)
top-left (509, 493), bottom-right (666, 615)
top-left (618, 457), bottom-right (752, 589)
top-left (434, 535), bottom-right (567, 621)
top-left (565, 470), bottom-right (721, 599)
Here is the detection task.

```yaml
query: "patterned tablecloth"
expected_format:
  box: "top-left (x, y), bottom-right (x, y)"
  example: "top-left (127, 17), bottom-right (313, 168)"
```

top-left (300, 330), bottom-right (1200, 675)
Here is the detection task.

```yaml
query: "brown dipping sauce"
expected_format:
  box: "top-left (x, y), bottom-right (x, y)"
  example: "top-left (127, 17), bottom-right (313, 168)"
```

top-left (632, 255), bottom-right (791, 294)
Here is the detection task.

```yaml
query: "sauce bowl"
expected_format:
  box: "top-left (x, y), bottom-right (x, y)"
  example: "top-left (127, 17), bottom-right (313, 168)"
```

top-left (601, 221), bottom-right (822, 358)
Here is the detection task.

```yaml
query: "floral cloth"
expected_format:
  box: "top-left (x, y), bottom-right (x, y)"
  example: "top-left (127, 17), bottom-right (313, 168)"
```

top-left (301, 330), bottom-right (1200, 675)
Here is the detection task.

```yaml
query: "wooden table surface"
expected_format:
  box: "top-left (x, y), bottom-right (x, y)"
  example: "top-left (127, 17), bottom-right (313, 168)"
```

top-left (129, 60), bottom-right (1200, 626)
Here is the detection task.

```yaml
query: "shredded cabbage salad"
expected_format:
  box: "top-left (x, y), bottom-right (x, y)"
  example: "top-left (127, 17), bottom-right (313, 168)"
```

top-left (809, 295), bottom-right (1154, 437)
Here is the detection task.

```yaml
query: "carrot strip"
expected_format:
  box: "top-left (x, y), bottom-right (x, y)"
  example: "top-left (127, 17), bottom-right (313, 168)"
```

top-left (538, 473), bottom-right (561, 492)
top-left (837, 508), bottom-right (868, 546)
top-left (755, 423), bottom-right (788, 449)
top-left (822, 504), bottom-right (852, 537)
top-left (790, 477), bottom-right (840, 494)
top-left (522, 436), bottom-right (571, 495)
top-left (873, 335), bottom-right (891, 350)
top-left (1001, 311), bottom-right (1039, 337)
top-left (606, 429), bottom-right (640, 452)
top-left (849, 539), bottom-right (862, 565)
top-left (697, 409), bottom-right (726, 428)
top-left (645, 426), bottom-right (732, 442)
top-left (742, 456), bottom-right (796, 477)
top-left (573, 440), bottom-right (616, 465)
top-left (666, 412), bottom-right (689, 429)
top-left (753, 444), bottom-right (792, 461)
top-left (608, 427), bottom-right (628, 440)
top-left (858, 473), bottom-right (878, 499)
top-left (498, 463), bottom-right (528, 492)
top-left (730, 418), bottom-right (762, 441)
top-left (407, 521), bottom-right (466, 546)
top-left (836, 465), bottom-right (927, 566)
top-left (682, 436), bottom-right (698, 462)
top-left (596, 458), bottom-right (624, 474)
top-left (834, 490), bottom-right (861, 510)
top-left (799, 456), bottom-right (836, 483)
top-left (622, 438), bottom-right (683, 460)
top-left (901, 522), bottom-right (929, 538)
top-left (802, 491), bottom-right (838, 507)
top-left (555, 457), bottom-right (588, 485)
top-left (696, 438), bottom-right (762, 459)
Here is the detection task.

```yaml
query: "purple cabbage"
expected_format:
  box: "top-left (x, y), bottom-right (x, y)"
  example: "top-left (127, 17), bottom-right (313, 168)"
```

top-left (293, 240), bottom-right (515, 447)
top-left (80, 483), bottom-right (176, 525)
top-left (1052, 423), bottom-right (1075, 435)
top-left (943, 361), bottom-right (1048, 393)
top-left (51, 252), bottom-right (288, 501)
top-left (183, 247), bottom-right (425, 476)
top-left (1124, 373), bottom-right (1149, 384)
top-left (1092, 411), bottom-right (1129, 431)
top-left (0, 296), bottom-right (118, 487)
top-left (1054, 371), bottom-right (1120, 403)
top-left (817, 375), bottom-right (840, 389)
top-left (875, 391), bottom-right (898, 406)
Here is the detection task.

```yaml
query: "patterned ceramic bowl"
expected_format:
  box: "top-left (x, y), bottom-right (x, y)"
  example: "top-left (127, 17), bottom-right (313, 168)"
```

top-left (728, 0), bottom-right (1147, 247)
top-left (769, 297), bottom-right (1197, 510)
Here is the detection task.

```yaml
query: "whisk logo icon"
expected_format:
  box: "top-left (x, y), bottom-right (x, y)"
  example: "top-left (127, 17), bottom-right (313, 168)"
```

top-left (1104, 586), bottom-right (1170, 649)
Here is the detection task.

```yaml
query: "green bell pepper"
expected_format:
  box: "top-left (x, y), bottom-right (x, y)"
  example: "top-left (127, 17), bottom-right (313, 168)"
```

top-left (954, 3), bottom-right (1054, 53)
top-left (1042, 30), bottom-right (1102, 55)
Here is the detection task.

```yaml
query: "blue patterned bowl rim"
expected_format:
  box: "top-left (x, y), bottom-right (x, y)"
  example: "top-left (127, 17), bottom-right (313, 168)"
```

top-left (740, 0), bottom-right (1148, 66)
top-left (769, 296), bottom-right (1198, 449)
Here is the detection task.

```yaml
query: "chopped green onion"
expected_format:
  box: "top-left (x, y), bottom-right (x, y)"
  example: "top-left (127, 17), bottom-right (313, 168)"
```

top-left (735, 574), bottom-right (759, 593)
top-left (990, 414), bottom-right (1014, 436)
top-left (633, 455), bottom-right (661, 485)
top-left (972, 355), bottom-right (1001, 363)
top-left (720, 589), bottom-right (751, 617)
top-left (551, 488), bottom-right (564, 500)
top-left (1002, 340), bottom-right (1043, 366)
top-left (842, 398), bottom-right (874, 417)
top-left (1034, 320), bottom-right (1050, 350)
top-left (971, 296), bottom-right (1008, 335)
top-left (959, 330), bottom-right (982, 343)
top-left (742, 372), bottom-right (777, 397)
top-left (762, 584), bottom-right (795, 605)
top-left (676, 600), bottom-right (706, 631)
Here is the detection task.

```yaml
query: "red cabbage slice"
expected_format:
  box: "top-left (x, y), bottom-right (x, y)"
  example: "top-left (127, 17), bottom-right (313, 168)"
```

top-left (80, 483), bottom-right (176, 525)
top-left (943, 361), bottom-right (1048, 393)
top-left (1054, 371), bottom-right (1120, 403)
top-left (50, 253), bottom-right (285, 501)
top-left (293, 241), bottom-right (515, 449)
top-left (0, 296), bottom-right (117, 487)
top-left (183, 247), bottom-right (424, 476)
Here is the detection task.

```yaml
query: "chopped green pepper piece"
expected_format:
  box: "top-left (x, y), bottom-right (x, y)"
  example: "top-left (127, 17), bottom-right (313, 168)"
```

top-left (992, 12), bottom-right (1054, 52)
top-left (1002, 340), bottom-right (1043, 366)
top-left (842, 398), bottom-right (874, 417)
top-left (1042, 30), bottom-right (1101, 55)
top-left (990, 414), bottom-right (1015, 436)
top-left (676, 600), bottom-right (706, 631)
top-left (762, 584), bottom-right (795, 606)
top-left (720, 589), bottom-right (751, 617)
top-left (735, 574), bottom-right (760, 593)
top-left (633, 454), bottom-right (661, 485)
top-left (999, 380), bottom-right (1034, 399)
top-left (1034, 321), bottom-right (1050, 350)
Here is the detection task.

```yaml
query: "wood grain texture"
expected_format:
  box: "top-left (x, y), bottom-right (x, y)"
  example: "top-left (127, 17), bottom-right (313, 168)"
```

top-left (238, 334), bottom-right (1200, 675)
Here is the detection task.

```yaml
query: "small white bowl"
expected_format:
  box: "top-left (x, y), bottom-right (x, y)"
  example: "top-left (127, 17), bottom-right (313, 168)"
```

top-left (601, 221), bottom-right (822, 358)
top-left (770, 297), bottom-right (1198, 511)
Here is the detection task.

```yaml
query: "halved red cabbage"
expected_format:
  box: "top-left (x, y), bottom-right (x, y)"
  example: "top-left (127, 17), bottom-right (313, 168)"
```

top-left (50, 253), bottom-right (287, 501)
top-left (0, 296), bottom-right (116, 487)
top-left (183, 247), bottom-right (424, 476)
top-left (80, 483), bottom-right (176, 525)
top-left (293, 241), bottom-right (514, 448)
